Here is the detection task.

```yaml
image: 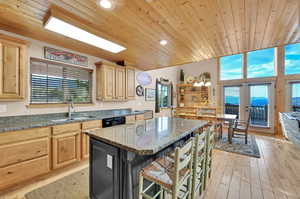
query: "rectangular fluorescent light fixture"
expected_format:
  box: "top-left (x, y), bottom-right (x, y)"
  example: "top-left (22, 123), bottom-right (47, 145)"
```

top-left (44, 16), bottom-right (126, 53)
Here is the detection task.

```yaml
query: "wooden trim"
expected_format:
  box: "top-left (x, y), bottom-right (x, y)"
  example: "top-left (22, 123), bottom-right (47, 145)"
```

top-left (0, 33), bottom-right (30, 46)
top-left (30, 57), bottom-right (93, 72)
top-left (26, 103), bottom-right (95, 108)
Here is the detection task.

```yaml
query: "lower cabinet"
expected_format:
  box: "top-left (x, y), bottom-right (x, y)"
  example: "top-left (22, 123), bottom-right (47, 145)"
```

top-left (81, 133), bottom-right (90, 159)
top-left (81, 120), bottom-right (102, 159)
top-left (52, 131), bottom-right (81, 169)
top-left (0, 127), bottom-right (51, 190)
top-left (0, 156), bottom-right (50, 189)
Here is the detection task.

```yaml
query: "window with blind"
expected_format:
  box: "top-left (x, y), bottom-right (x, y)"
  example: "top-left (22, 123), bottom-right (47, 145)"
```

top-left (30, 59), bottom-right (92, 104)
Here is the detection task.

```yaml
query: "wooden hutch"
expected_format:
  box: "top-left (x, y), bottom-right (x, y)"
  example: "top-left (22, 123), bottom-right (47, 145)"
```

top-left (175, 84), bottom-right (217, 120)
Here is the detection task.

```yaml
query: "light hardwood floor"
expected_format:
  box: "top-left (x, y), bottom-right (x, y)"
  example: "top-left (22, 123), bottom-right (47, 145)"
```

top-left (202, 135), bottom-right (300, 199)
top-left (1, 135), bottom-right (300, 199)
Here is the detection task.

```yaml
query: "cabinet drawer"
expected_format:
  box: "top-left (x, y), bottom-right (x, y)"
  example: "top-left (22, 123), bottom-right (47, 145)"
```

top-left (82, 120), bottom-right (102, 130)
top-left (0, 127), bottom-right (50, 145)
top-left (144, 111), bottom-right (153, 120)
top-left (52, 123), bottom-right (81, 135)
top-left (135, 114), bottom-right (144, 121)
top-left (0, 138), bottom-right (49, 167)
top-left (0, 156), bottom-right (50, 189)
top-left (126, 115), bottom-right (136, 124)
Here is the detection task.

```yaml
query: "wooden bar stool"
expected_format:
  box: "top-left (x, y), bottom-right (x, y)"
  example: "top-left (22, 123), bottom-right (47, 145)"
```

top-left (203, 126), bottom-right (215, 189)
top-left (191, 131), bottom-right (206, 199)
top-left (139, 138), bottom-right (194, 199)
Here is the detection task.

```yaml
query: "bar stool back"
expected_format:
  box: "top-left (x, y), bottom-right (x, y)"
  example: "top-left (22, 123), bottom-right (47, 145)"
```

top-left (204, 125), bottom-right (215, 189)
top-left (191, 130), bottom-right (206, 199)
top-left (139, 137), bottom-right (194, 199)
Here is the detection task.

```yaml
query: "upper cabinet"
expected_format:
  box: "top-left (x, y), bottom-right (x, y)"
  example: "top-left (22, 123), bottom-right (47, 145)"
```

top-left (0, 34), bottom-right (28, 101)
top-left (126, 67), bottom-right (135, 100)
top-left (95, 62), bottom-right (135, 101)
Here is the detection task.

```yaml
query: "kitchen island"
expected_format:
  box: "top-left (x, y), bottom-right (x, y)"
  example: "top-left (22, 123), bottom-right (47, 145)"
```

top-left (85, 117), bottom-right (208, 199)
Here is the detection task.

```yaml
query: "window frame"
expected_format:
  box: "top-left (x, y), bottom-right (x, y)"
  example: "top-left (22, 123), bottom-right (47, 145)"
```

top-left (157, 82), bottom-right (171, 108)
top-left (29, 58), bottom-right (93, 105)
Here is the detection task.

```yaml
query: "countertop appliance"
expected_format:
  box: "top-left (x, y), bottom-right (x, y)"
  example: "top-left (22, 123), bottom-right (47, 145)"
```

top-left (102, 116), bottom-right (126, 128)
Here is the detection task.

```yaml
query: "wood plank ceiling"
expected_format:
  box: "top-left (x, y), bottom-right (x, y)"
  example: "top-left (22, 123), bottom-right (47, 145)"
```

top-left (0, 0), bottom-right (299, 70)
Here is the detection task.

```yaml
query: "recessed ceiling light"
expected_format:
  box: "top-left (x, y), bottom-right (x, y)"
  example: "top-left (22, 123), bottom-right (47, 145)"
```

top-left (44, 16), bottom-right (126, 53)
top-left (99, 0), bottom-right (112, 9)
top-left (160, 40), bottom-right (168, 46)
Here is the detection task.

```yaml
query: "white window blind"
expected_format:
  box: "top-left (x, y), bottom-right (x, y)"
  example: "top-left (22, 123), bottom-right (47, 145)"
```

top-left (30, 59), bottom-right (92, 104)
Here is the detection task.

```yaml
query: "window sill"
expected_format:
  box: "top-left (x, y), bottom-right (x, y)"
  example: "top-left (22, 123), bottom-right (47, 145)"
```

top-left (27, 103), bottom-right (95, 108)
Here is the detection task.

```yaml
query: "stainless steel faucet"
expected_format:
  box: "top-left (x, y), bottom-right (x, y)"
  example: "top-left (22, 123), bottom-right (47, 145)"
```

top-left (67, 97), bottom-right (74, 120)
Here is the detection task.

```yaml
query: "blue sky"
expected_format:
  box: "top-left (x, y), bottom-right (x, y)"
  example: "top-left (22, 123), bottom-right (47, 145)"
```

top-left (247, 48), bottom-right (275, 78)
top-left (285, 43), bottom-right (300, 75)
top-left (220, 54), bottom-right (243, 80)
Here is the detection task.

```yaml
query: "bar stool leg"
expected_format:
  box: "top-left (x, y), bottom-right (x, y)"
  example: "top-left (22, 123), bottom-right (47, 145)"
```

top-left (139, 173), bottom-right (144, 199)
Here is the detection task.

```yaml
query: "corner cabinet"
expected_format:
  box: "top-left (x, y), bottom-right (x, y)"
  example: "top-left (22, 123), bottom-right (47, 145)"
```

top-left (95, 62), bottom-right (135, 101)
top-left (0, 34), bottom-right (28, 101)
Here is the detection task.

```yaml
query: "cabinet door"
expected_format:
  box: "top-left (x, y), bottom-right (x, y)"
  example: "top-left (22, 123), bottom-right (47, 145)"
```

top-left (0, 41), bottom-right (26, 100)
top-left (52, 131), bottom-right (81, 169)
top-left (115, 67), bottom-right (126, 100)
top-left (126, 67), bottom-right (135, 99)
top-left (103, 65), bottom-right (116, 100)
top-left (82, 133), bottom-right (89, 159)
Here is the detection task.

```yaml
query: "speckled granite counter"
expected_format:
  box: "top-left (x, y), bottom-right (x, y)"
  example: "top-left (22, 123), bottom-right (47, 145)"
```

top-left (86, 117), bottom-right (208, 155)
top-left (279, 112), bottom-right (300, 148)
top-left (0, 109), bottom-right (151, 133)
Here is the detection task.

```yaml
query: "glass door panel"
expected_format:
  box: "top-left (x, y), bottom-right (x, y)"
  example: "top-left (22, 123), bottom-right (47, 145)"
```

top-left (249, 85), bottom-right (269, 127)
top-left (224, 86), bottom-right (240, 118)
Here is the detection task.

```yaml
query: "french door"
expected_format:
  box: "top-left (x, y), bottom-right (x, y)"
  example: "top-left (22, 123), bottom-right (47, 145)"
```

top-left (222, 82), bottom-right (275, 132)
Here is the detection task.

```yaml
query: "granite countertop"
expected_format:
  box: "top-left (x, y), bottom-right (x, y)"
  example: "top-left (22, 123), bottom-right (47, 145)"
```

top-left (0, 109), bottom-right (152, 133)
top-left (279, 112), bottom-right (300, 148)
top-left (85, 117), bottom-right (208, 155)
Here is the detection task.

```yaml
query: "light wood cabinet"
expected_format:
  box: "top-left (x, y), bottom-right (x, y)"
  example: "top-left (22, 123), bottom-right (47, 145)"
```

top-left (0, 34), bottom-right (28, 101)
top-left (52, 124), bottom-right (81, 169)
top-left (95, 62), bottom-right (135, 101)
top-left (81, 120), bottom-right (102, 159)
top-left (136, 114), bottom-right (145, 121)
top-left (115, 67), bottom-right (126, 100)
top-left (126, 115), bottom-right (136, 124)
top-left (0, 127), bottom-right (50, 190)
top-left (126, 67), bottom-right (135, 99)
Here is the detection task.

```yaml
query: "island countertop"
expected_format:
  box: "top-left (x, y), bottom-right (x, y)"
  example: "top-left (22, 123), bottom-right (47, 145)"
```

top-left (85, 117), bottom-right (208, 155)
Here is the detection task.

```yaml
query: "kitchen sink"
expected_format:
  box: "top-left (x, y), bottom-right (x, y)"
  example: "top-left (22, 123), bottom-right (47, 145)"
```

top-left (51, 116), bottom-right (96, 123)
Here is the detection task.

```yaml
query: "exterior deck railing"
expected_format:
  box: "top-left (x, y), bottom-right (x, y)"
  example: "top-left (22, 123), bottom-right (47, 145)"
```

top-left (225, 104), bottom-right (268, 127)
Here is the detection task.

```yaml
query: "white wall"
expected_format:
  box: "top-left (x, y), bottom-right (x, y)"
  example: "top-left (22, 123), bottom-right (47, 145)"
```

top-left (177, 59), bottom-right (218, 106)
top-left (0, 30), bottom-right (179, 116)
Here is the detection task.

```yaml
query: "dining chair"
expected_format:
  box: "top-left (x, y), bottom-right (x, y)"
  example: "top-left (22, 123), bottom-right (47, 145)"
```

top-left (232, 109), bottom-right (251, 144)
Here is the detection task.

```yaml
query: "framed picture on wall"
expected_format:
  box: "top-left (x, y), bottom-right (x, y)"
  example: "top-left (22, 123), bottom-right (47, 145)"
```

top-left (145, 88), bottom-right (155, 101)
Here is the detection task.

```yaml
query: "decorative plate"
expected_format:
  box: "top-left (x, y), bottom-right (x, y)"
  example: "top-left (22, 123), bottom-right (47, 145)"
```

top-left (137, 72), bottom-right (152, 86)
top-left (136, 85), bottom-right (144, 96)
